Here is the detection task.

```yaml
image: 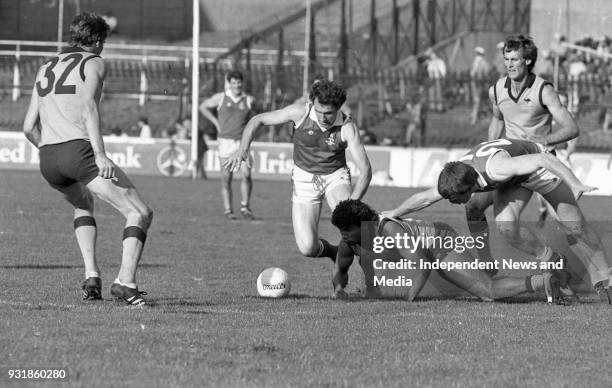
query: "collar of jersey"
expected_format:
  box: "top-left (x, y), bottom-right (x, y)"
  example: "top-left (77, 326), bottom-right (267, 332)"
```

top-left (60, 46), bottom-right (88, 54)
top-left (308, 107), bottom-right (344, 132)
top-left (224, 90), bottom-right (246, 103)
top-left (504, 72), bottom-right (536, 101)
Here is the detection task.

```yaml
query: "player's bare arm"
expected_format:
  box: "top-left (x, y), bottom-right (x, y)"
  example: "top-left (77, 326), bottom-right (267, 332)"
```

top-left (537, 84), bottom-right (579, 146)
top-left (342, 121), bottom-right (372, 199)
top-left (23, 79), bottom-right (42, 147)
top-left (224, 103), bottom-right (306, 171)
top-left (331, 241), bottom-right (355, 298)
top-left (199, 92), bottom-right (224, 131)
top-left (489, 152), bottom-right (596, 199)
top-left (487, 86), bottom-right (505, 140)
top-left (381, 186), bottom-right (443, 219)
top-left (82, 57), bottom-right (114, 179)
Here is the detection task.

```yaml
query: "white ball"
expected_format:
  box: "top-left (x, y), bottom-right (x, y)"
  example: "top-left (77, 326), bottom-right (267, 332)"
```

top-left (257, 267), bottom-right (291, 298)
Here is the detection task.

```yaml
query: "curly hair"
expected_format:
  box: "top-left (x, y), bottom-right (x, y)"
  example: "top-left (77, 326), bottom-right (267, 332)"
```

top-left (309, 79), bottom-right (347, 109)
top-left (331, 199), bottom-right (378, 230)
top-left (437, 161), bottom-right (479, 204)
top-left (226, 70), bottom-right (243, 82)
top-left (69, 12), bottom-right (109, 47)
top-left (503, 34), bottom-right (538, 72)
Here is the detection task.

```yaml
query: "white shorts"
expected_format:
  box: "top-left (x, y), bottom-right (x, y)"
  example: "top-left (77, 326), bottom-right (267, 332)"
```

top-left (291, 165), bottom-right (352, 204)
top-left (521, 168), bottom-right (561, 195)
top-left (218, 137), bottom-right (252, 168)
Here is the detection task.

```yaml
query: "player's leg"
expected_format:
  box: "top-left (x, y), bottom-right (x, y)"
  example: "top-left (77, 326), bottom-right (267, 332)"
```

top-left (493, 186), bottom-right (555, 259)
top-left (86, 167), bottom-right (153, 304)
top-left (239, 162), bottom-right (254, 219)
top-left (59, 182), bottom-right (102, 300)
top-left (465, 191), bottom-right (496, 273)
top-left (292, 200), bottom-right (326, 257)
top-left (542, 181), bottom-right (612, 300)
top-left (323, 168), bottom-right (354, 260)
top-left (220, 165), bottom-right (235, 219)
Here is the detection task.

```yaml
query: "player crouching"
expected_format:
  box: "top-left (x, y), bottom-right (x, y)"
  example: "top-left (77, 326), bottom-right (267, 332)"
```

top-left (330, 199), bottom-right (566, 304)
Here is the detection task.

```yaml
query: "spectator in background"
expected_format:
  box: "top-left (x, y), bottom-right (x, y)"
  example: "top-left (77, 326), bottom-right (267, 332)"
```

top-left (109, 126), bottom-right (128, 138)
top-left (102, 12), bottom-right (118, 35)
top-left (493, 41), bottom-right (506, 77)
top-left (359, 128), bottom-right (377, 145)
top-left (426, 48), bottom-right (447, 112)
top-left (402, 87), bottom-right (427, 146)
top-left (137, 117), bottom-right (152, 138)
top-left (567, 52), bottom-right (587, 116)
top-left (537, 50), bottom-right (554, 81)
top-left (469, 46), bottom-right (491, 125)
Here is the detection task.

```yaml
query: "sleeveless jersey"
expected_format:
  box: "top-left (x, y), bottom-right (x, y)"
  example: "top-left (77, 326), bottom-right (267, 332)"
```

top-left (459, 138), bottom-right (543, 191)
top-left (292, 106), bottom-right (348, 175)
top-left (493, 74), bottom-right (553, 140)
top-left (217, 93), bottom-right (252, 140)
top-left (36, 47), bottom-right (102, 146)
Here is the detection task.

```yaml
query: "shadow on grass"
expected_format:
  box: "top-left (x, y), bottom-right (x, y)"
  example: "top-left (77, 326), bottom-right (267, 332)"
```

top-left (0, 264), bottom-right (81, 269)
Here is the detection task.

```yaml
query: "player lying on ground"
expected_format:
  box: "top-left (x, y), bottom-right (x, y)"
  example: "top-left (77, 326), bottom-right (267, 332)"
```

top-left (382, 138), bottom-right (612, 303)
top-left (23, 13), bottom-right (153, 305)
top-left (224, 80), bottom-right (372, 262)
top-left (330, 199), bottom-right (565, 304)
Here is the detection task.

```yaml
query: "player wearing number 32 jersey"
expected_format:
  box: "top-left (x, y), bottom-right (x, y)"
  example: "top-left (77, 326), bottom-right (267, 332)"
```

top-left (23, 12), bottom-right (153, 305)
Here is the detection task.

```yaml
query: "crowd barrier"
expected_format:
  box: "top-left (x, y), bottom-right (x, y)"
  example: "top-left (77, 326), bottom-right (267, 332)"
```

top-left (1, 131), bottom-right (611, 195)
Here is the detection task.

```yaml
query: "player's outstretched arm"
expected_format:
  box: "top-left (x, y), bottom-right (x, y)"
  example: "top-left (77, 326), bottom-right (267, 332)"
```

top-left (487, 86), bottom-right (505, 141)
top-left (332, 241), bottom-right (354, 299)
top-left (224, 103), bottom-right (305, 171)
top-left (82, 57), bottom-right (114, 179)
top-left (343, 121), bottom-right (372, 199)
top-left (198, 93), bottom-right (223, 132)
top-left (493, 153), bottom-right (596, 199)
top-left (23, 83), bottom-right (41, 147)
top-left (539, 84), bottom-right (579, 146)
top-left (380, 186), bottom-right (443, 219)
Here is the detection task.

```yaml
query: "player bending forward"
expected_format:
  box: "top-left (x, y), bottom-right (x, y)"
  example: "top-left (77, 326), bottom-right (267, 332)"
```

top-left (331, 199), bottom-right (565, 304)
top-left (225, 80), bottom-right (371, 261)
top-left (23, 13), bottom-right (153, 305)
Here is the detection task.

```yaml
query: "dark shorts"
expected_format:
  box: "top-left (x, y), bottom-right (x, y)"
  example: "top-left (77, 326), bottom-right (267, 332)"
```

top-left (39, 139), bottom-right (99, 190)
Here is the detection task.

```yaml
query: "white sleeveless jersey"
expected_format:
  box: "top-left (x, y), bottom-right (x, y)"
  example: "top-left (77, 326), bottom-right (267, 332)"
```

top-left (36, 47), bottom-right (102, 146)
top-left (493, 74), bottom-right (553, 140)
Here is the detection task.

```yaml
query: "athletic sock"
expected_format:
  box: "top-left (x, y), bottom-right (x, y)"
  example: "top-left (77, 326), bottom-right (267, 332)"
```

top-left (318, 239), bottom-right (338, 261)
top-left (526, 274), bottom-right (545, 292)
top-left (114, 278), bottom-right (137, 289)
top-left (86, 271), bottom-right (100, 279)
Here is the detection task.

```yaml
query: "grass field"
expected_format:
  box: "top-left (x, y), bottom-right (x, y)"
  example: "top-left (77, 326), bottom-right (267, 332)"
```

top-left (1, 169), bottom-right (612, 387)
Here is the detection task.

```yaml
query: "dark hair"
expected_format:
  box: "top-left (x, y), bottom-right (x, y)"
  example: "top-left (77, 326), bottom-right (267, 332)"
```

top-left (226, 70), bottom-right (243, 82)
top-left (331, 199), bottom-right (378, 230)
top-left (69, 12), bottom-right (109, 47)
top-left (437, 161), bottom-right (479, 204)
top-left (139, 117), bottom-right (148, 124)
top-left (503, 34), bottom-right (538, 71)
top-left (309, 79), bottom-right (347, 109)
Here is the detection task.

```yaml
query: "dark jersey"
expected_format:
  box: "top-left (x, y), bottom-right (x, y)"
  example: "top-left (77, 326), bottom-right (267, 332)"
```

top-left (292, 106), bottom-right (348, 175)
top-left (217, 93), bottom-right (252, 140)
top-left (459, 138), bottom-right (543, 191)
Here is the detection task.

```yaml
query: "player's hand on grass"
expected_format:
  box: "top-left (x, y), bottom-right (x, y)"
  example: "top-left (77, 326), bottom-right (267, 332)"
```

top-left (95, 152), bottom-right (115, 179)
top-left (573, 184), bottom-right (597, 200)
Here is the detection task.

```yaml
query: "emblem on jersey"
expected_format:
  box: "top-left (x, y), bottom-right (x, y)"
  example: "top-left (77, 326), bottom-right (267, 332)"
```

top-left (157, 145), bottom-right (188, 177)
top-left (325, 132), bottom-right (336, 146)
top-left (238, 101), bottom-right (245, 110)
top-left (308, 130), bottom-right (314, 135)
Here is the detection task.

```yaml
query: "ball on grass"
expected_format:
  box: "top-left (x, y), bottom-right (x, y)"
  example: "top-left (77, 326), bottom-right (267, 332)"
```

top-left (257, 267), bottom-right (291, 298)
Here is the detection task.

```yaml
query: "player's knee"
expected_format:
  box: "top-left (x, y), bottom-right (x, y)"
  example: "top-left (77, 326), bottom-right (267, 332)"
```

top-left (296, 240), bottom-right (319, 257)
top-left (129, 205), bottom-right (153, 230)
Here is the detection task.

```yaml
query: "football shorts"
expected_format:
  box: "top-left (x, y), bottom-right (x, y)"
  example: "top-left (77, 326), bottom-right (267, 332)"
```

top-left (291, 165), bottom-right (351, 204)
top-left (39, 139), bottom-right (99, 190)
